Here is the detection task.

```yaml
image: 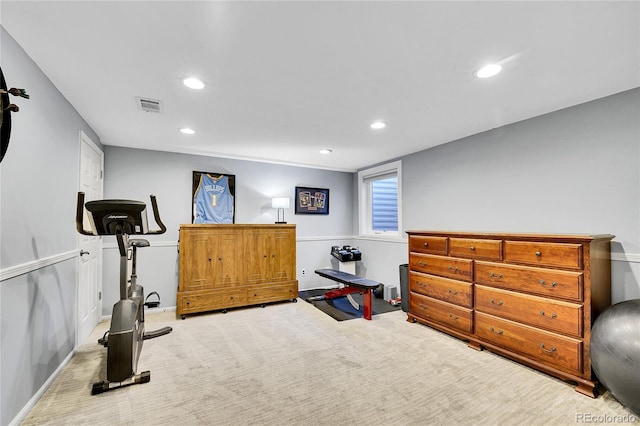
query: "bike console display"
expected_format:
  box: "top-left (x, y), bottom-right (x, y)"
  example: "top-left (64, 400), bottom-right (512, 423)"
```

top-left (85, 200), bottom-right (149, 235)
top-left (76, 192), bottom-right (166, 237)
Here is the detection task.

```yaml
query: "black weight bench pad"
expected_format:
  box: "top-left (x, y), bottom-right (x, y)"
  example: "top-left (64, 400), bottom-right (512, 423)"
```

top-left (314, 269), bottom-right (379, 289)
top-left (314, 269), bottom-right (380, 320)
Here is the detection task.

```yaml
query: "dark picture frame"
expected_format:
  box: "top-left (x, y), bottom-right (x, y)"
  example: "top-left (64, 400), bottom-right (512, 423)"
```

top-left (192, 171), bottom-right (236, 224)
top-left (294, 186), bottom-right (329, 215)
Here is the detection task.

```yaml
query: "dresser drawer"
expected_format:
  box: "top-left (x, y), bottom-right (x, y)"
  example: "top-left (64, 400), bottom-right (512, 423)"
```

top-left (409, 271), bottom-right (472, 308)
top-left (410, 292), bottom-right (473, 333)
top-left (476, 312), bottom-right (582, 374)
top-left (475, 261), bottom-right (584, 301)
top-left (409, 235), bottom-right (448, 255)
top-left (504, 241), bottom-right (583, 269)
top-left (409, 253), bottom-right (473, 282)
top-left (449, 238), bottom-right (502, 260)
top-left (475, 285), bottom-right (583, 337)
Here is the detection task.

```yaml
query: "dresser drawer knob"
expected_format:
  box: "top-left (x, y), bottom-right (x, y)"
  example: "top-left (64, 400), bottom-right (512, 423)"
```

top-left (489, 272), bottom-right (503, 279)
top-left (539, 310), bottom-right (557, 319)
top-left (539, 280), bottom-right (558, 288)
top-left (448, 313), bottom-right (459, 321)
top-left (539, 343), bottom-right (557, 353)
top-left (447, 288), bottom-right (459, 295)
top-left (423, 242), bottom-right (429, 247)
top-left (490, 298), bottom-right (504, 306)
top-left (489, 326), bottom-right (503, 335)
top-left (418, 281), bottom-right (428, 288)
top-left (418, 261), bottom-right (427, 267)
top-left (419, 303), bottom-right (428, 310)
top-left (469, 246), bottom-right (475, 251)
top-left (535, 251), bottom-right (542, 257)
top-left (448, 265), bottom-right (459, 271)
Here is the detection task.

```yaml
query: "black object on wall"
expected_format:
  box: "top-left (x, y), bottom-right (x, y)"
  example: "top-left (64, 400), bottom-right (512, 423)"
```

top-left (0, 66), bottom-right (29, 163)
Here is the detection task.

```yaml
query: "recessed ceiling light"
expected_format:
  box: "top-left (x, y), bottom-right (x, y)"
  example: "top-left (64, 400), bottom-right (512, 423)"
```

top-left (370, 121), bottom-right (387, 130)
top-left (319, 149), bottom-right (332, 154)
top-left (180, 127), bottom-right (196, 135)
top-left (183, 77), bottom-right (205, 90)
top-left (475, 63), bottom-right (502, 78)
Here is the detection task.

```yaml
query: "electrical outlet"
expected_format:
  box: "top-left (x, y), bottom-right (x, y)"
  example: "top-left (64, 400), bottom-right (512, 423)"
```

top-left (301, 268), bottom-right (306, 276)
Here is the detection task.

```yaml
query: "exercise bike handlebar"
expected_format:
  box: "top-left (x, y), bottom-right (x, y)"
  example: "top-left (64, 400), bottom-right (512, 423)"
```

top-left (147, 194), bottom-right (167, 234)
top-left (76, 191), bottom-right (167, 236)
top-left (76, 192), bottom-right (94, 235)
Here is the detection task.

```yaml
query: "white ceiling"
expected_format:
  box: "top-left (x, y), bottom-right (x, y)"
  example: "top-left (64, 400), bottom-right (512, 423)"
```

top-left (2, 1), bottom-right (638, 172)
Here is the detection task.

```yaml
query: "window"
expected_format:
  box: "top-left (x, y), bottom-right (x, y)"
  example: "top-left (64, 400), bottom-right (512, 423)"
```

top-left (358, 160), bottom-right (402, 238)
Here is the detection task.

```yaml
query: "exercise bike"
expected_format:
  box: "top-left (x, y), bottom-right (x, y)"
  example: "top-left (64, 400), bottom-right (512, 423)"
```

top-left (76, 192), bottom-right (172, 395)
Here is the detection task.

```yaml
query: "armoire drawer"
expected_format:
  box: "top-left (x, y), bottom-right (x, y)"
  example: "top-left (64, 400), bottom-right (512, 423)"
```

top-left (247, 283), bottom-right (297, 303)
top-left (475, 261), bottom-right (584, 301)
top-left (410, 292), bottom-right (473, 333)
top-left (475, 285), bottom-right (583, 337)
top-left (179, 290), bottom-right (244, 313)
top-left (409, 253), bottom-right (473, 282)
top-left (476, 312), bottom-right (583, 374)
top-left (504, 241), bottom-right (583, 269)
top-left (409, 271), bottom-right (473, 308)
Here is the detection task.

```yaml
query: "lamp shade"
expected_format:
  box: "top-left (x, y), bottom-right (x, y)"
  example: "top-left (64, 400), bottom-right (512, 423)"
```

top-left (271, 197), bottom-right (290, 209)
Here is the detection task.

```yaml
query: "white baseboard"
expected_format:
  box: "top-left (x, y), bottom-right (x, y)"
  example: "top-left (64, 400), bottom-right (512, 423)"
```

top-left (611, 252), bottom-right (640, 263)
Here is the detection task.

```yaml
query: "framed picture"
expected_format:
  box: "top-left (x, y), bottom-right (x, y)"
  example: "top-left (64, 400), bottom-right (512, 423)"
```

top-left (295, 186), bottom-right (329, 215)
top-left (192, 171), bottom-right (236, 224)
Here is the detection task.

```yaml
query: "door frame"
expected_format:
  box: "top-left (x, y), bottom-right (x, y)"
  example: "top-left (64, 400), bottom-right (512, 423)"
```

top-left (76, 130), bottom-right (104, 347)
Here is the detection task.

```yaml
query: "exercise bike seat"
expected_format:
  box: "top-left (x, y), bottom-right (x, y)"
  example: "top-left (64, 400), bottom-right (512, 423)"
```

top-left (129, 239), bottom-right (150, 248)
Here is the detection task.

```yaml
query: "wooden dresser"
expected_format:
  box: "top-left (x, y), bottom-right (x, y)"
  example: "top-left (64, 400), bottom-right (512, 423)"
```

top-left (406, 230), bottom-right (613, 397)
top-left (177, 224), bottom-right (298, 318)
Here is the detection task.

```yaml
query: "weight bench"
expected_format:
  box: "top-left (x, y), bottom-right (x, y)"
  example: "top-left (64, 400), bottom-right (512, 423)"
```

top-left (313, 269), bottom-right (380, 320)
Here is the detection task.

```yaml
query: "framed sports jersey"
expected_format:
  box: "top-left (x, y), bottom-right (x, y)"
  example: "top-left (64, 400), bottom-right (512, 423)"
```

top-left (294, 186), bottom-right (329, 215)
top-left (192, 171), bottom-right (236, 224)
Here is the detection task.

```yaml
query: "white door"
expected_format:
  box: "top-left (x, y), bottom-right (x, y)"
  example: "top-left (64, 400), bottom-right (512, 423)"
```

top-left (77, 131), bottom-right (103, 346)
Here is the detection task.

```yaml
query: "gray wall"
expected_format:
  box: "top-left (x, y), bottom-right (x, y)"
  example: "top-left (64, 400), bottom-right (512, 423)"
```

top-left (0, 27), bottom-right (102, 425)
top-left (359, 88), bottom-right (640, 303)
top-left (402, 88), bottom-right (640, 303)
top-left (101, 146), bottom-right (356, 315)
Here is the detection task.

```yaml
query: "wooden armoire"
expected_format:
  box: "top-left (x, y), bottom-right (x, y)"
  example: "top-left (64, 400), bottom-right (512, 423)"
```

top-left (177, 224), bottom-right (298, 318)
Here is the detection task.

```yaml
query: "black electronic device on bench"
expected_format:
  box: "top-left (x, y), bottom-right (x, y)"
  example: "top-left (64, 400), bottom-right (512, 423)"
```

top-left (76, 192), bottom-right (172, 394)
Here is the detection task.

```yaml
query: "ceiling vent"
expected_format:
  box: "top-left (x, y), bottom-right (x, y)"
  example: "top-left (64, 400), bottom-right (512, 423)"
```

top-left (135, 97), bottom-right (163, 113)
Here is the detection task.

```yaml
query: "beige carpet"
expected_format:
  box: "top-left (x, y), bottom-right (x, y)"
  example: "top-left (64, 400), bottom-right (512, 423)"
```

top-left (22, 300), bottom-right (635, 425)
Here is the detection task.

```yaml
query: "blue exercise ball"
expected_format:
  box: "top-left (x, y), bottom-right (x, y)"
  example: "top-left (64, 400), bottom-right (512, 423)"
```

top-left (590, 299), bottom-right (640, 415)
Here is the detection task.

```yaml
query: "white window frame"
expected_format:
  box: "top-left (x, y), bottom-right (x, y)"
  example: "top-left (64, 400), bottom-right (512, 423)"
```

top-left (358, 160), bottom-right (402, 239)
